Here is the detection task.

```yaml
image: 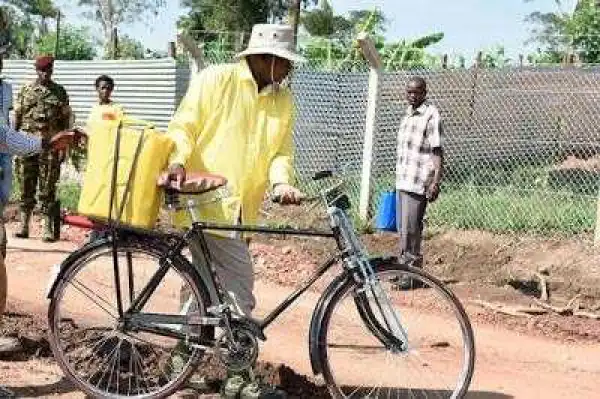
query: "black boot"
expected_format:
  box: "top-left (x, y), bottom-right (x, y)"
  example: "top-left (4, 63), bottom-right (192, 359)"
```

top-left (393, 253), bottom-right (425, 290)
top-left (14, 211), bottom-right (31, 239)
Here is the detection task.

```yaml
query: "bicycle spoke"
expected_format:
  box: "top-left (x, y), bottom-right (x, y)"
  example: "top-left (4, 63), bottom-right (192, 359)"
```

top-left (127, 343), bottom-right (134, 396)
top-left (88, 338), bottom-right (120, 389)
top-left (106, 338), bottom-right (122, 393)
top-left (70, 330), bottom-right (114, 360)
top-left (49, 238), bottom-right (210, 398)
top-left (323, 266), bottom-right (474, 398)
top-left (131, 342), bottom-right (153, 394)
top-left (69, 278), bottom-right (118, 320)
top-left (124, 332), bottom-right (172, 384)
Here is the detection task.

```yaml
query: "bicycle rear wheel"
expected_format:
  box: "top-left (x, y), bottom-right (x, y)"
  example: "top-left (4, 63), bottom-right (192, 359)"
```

top-left (48, 234), bottom-right (212, 398)
top-left (318, 261), bottom-right (475, 398)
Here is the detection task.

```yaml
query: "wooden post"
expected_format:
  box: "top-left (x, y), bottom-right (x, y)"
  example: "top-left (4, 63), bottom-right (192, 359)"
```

top-left (289, 0), bottom-right (301, 46)
top-left (468, 52), bottom-right (482, 121)
top-left (54, 11), bottom-right (61, 58)
top-left (234, 32), bottom-right (245, 52)
top-left (357, 32), bottom-right (382, 223)
top-left (177, 29), bottom-right (205, 74)
top-left (111, 27), bottom-right (119, 59)
top-left (168, 41), bottom-right (176, 58)
top-left (519, 54), bottom-right (524, 68)
top-left (476, 51), bottom-right (483, 67)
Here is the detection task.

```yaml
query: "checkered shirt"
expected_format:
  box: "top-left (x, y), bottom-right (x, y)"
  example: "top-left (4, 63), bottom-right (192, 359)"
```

top-left (0, 79), bottom-right (11, 126)
top-left (395, 101), bottom-right (443, 195)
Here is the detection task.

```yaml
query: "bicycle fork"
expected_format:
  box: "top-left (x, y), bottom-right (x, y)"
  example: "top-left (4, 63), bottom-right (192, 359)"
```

top-left (330, 207), bottom-right (410, 352)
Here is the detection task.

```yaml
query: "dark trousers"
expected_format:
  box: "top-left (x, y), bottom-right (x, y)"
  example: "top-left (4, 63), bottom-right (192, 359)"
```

top-left (16, 151), bottom-right (61, 214)
top-left (396, 190), bottom-right (428, 266)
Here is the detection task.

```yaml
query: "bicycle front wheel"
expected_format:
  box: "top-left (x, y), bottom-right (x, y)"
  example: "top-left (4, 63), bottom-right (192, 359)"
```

top-left (318, 260), bottom-right (475, 398)
top-left (48, 234), bottom-right (211, 399)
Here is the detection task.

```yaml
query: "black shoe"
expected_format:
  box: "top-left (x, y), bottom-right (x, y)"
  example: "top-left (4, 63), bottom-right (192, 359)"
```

top-left (391, 274), bottom-right (425, 290)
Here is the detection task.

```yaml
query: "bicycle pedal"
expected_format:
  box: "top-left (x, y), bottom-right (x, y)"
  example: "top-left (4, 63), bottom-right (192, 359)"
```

top-left (207, 303), bottom-right (231, 315)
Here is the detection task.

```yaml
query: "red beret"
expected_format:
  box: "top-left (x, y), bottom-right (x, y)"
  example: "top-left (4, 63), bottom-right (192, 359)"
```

top-left (35, 55), bottom-right (54, 69)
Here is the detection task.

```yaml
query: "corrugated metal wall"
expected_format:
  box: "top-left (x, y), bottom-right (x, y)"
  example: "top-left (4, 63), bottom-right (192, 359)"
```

top-left (2, 58), bottom-right (190, 131)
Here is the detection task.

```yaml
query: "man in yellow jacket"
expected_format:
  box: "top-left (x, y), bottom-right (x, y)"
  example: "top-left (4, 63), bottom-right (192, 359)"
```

top-left (164, 24), bottom-right (304, 398)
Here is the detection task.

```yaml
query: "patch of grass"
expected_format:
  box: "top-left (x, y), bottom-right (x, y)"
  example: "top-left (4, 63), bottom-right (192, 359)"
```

top-left (367, 164), bottom-right (598, 236)
top-left (57, 182), bottom-right (82, 211)
top-left (428, 186), bottom-right (596, 235)
top-left (9, 178), bottom-right (81, 211)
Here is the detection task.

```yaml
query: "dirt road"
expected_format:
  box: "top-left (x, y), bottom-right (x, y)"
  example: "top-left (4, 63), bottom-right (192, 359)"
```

top-left (0, 229), bottom-right (599, 398)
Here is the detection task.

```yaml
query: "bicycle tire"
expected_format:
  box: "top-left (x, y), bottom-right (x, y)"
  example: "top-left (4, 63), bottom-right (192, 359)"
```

top-left (48, 233), bottom-right (212, 399)
top-left (317, 260), bottom-right (475, 398)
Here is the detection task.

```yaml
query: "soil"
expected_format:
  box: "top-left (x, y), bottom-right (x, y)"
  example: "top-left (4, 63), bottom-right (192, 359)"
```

top-left (1, 204), bottom-right (600, 398)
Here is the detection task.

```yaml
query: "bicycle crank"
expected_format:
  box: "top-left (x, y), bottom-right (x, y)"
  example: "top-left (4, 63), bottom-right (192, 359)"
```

top-left (215, 325), bottom-right (259, 372)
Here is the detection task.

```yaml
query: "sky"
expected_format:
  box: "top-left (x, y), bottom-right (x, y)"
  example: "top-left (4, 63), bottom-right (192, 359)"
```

top-left (56, 0), bottom-right (578, 60)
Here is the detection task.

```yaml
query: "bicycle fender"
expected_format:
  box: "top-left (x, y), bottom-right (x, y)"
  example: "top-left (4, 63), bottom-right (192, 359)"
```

top-left (308, 256), bottom-right (398, 376)
top-left (46, 237), bottom-right (112, 299)
top-left (308, 271), bottom-right (349, 376)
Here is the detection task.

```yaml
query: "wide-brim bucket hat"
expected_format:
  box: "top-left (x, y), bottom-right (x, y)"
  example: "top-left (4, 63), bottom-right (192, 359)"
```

top-left (235, 23), bottom-right (307, 64)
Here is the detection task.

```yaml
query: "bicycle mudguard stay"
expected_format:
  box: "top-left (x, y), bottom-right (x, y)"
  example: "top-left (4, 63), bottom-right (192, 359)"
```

top-left (308, 256), bottom-right (397, 376)
top-left (47, 237), bottom-right (113, 300)
top-left (46, 230), bottom-right (196, 301)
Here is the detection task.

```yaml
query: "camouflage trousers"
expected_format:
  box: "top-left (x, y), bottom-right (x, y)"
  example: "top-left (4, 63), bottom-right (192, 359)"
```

top-left (16, 150), bottom-right (62, 215)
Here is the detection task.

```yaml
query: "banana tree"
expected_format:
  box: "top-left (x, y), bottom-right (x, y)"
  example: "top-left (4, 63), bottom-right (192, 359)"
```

top-left (382, 32), bottom-right (444, 70)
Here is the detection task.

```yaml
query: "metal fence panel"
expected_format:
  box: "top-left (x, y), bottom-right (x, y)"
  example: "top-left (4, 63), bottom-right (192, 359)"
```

top-left (3, 54), bottom-right (597, 236)
top-left (2, 58), bottom-right (189, 131)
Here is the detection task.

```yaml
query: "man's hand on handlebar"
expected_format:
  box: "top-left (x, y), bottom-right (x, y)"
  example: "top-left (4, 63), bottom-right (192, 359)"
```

top-left (272, 183), bottom-right (303, 205)
top-left (158, 164), bottom-right (186, 191)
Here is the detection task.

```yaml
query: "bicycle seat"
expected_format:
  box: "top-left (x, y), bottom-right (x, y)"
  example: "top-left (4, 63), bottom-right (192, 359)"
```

top-left (157, 172), bottom-right (228, 195)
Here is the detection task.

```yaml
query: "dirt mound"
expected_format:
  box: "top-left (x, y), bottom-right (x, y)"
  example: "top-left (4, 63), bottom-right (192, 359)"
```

top-left (1, 303), bottom-right (327, 397)
top-left (555, 155), bottom-right (600, 171)
top-left (189, 356), bottom-right (328, 398)
top-left (0, 308), bottom-right (51, 360)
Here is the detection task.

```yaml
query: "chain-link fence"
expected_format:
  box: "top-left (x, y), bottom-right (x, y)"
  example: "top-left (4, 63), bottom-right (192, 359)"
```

top-left (372, 66), bottom-right (600, 236)
top-left (191, 41), bottom-right (599, 238)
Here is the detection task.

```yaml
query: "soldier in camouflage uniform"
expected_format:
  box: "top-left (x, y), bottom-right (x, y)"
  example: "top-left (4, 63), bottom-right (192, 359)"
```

top-left (14, 55), bottom-right (70, 242)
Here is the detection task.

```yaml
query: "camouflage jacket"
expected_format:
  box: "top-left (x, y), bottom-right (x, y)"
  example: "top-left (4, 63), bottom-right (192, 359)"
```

top-left (15, 80), bottom-right (70, 138)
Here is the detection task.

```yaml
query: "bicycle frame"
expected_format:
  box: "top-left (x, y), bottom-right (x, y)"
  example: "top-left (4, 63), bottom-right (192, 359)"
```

top-left (50, 172), bottom-right (409, 361)
top-left (122, 219), bottom-right (343, 341)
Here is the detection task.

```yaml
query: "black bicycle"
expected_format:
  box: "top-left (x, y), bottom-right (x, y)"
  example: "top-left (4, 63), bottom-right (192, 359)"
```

top-left (47, 170), bottom-right (475, 398)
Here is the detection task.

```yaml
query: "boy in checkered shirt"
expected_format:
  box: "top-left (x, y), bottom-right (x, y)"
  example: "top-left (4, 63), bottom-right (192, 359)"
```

top-left (395, 76), bottom-right (444, 287)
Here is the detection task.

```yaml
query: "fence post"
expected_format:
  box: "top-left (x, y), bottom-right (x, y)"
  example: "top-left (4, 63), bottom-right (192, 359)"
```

top-left (595, 193), bottom-right (600, 246)
top-left (54, 11), bottom-right (61, 58)
top-left (167, 41), bottom-right (176, 58)
top-left (357, 32), bottom-right (382, 223)
top-left (111, 28), bottom-right (119, 59)
top-left (177, 30), bottom-right (204, 74)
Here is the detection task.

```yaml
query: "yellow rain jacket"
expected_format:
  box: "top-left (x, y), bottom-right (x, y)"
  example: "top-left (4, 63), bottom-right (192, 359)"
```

top-left (166, 59), bottom-right (296, 229)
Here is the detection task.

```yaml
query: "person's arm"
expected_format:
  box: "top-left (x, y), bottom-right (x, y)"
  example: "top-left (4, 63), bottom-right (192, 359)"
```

top-left (6, 82), bottom-right (12, 113)
top-left (270, 95), bottom-right (302, 204)
top-left (59, 87), bottom-right (71, 131)
top-left (0, 124), bottom-right (43, 156)
top-left (163, 68), bottom-right (217, 188)
top-left (426, 108), bottom-right (444, 202)
top-left (269, 105), bottom-right (295, 188)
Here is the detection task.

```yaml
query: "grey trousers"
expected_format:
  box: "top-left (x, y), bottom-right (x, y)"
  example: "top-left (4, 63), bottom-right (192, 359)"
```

top-left (396, 190), bottom-right (428, 266)
top-left (183, 233), bottom-right (256, 317)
